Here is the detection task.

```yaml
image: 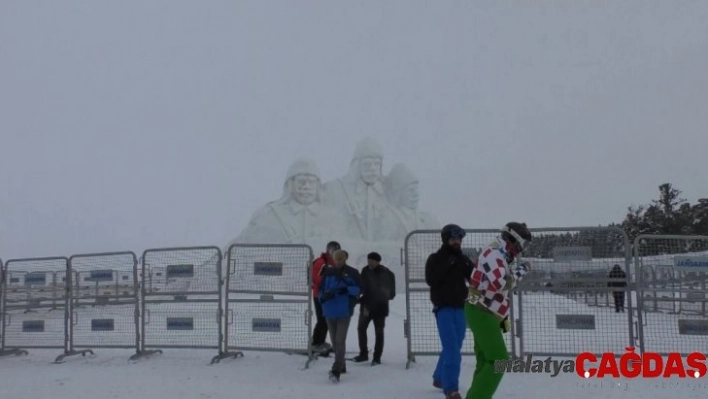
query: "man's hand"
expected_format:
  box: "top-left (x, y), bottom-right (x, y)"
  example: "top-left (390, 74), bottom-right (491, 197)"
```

top-left (467, 286), bottom-right (481, 303)
top-left (500, 317), bottom-right (511, 333)
top-left (321, 290), bottom-right (335, 302)
top-left (318, 265), bottom-right (328, 276)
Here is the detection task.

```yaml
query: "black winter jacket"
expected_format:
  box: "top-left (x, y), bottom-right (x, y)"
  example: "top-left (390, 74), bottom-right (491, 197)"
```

top-left (425, 245), bottom-right (474, 308)
top-left (359, 264), bottom-right (396, 318)
top-left (607, 267), bottom-right (627, 289)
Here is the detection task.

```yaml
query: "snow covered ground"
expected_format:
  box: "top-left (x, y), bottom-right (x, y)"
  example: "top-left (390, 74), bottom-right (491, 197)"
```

top-left (1, 294), bottom-right (706, 399)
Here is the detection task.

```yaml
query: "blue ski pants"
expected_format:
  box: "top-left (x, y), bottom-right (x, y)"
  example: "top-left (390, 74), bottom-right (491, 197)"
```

top-left (432, 306), bottom-right (467, 394)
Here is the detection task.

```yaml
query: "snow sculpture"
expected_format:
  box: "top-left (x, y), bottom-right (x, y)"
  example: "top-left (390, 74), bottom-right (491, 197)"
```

top-left (232, 158), bottom-right (344, 250)
top-left (230, 138), bottom-right (441, 277)
top-left (320, 137), bottom-right (399, 243)
top-left (384, 163), bottom-right (441, 237)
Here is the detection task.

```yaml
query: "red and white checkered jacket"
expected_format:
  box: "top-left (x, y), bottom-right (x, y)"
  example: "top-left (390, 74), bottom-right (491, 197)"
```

top-left (467, 237), bottom-right (529, 319)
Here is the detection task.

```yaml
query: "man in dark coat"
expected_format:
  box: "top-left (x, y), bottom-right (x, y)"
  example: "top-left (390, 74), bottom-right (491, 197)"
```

top-left (352, 252), bottom-right (396, 365)
top-left (607, 264), bottom-right (627, 312)
top-left (426, 224), bottom-right (474, 399)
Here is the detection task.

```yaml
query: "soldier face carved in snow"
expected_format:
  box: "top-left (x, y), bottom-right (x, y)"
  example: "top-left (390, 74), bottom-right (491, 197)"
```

top-left (291, 174), bottom-right (319, 205)
top-left (399, 182), bottom-right (420, 210)
top-left (230, 157), bottom-right (337, 247)
top-left (385, 163), bottom-right (423, 211)
top-left (358, 156), bottom-right (382, 185)
top-left (382, 163), bottom-right (441, 239)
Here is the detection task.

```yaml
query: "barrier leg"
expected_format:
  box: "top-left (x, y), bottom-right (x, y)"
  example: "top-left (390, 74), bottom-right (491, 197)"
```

top-left (0, 348), bottom-right (28, 357)
top-left (128, 349), bottom-right (163, 361)
top-left (210, 349), bottom-right (243, 364)
top-left (54, 349), bottom-right (94, 363)
top-left (1, 314), bottom-right (29, 357)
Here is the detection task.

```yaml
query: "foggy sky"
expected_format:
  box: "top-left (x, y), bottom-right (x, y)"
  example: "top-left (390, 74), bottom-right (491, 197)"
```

top-left (1, 1), bottom-right (707, 259)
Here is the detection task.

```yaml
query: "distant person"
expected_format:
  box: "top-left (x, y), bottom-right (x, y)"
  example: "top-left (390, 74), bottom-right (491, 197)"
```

top-left (607, 264), bottom-right (627, 312)
top-left (465, 222), bottom-right (533, 399)
top-left (311, 241), bottom-right (341, 355)
top-left (352, 252), bottom-right (396, 365)
top-left (425, 224), bottom-right (474, 399)
top-left (319, 249), bottom-right (362, 382)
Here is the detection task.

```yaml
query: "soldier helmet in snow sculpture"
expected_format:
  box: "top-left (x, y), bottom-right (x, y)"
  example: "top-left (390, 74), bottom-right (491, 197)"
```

top-left (283, 157), bottom-right (321, 205)
top-left (350, 137), bottom-right (384, 185)
top-left (385, 163), bottom-right (420, 210)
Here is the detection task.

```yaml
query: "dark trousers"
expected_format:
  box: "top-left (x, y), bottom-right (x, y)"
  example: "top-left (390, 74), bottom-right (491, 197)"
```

top-left (312, 297), bottom-right (328, 345)
top-left (327, 317), bottom-right (351, 373)
top-left (357, 308), bottom-right (386, 359)
top-left (612, 291), bottom-right (625, 312)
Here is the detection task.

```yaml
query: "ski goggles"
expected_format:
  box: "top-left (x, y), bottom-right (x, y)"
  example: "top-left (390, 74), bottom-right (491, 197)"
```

top-left (502, 226), bottom-right (530, 250)
top-left (448, 226), bottom-right (466, 239)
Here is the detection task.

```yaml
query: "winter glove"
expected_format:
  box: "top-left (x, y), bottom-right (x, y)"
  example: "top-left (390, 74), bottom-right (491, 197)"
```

top-left (337, 286), bottom-right (348, 295)
top-left (500, 317), bottom-right (511, 333)
top-left (322, 290), bottom-right (335, 302)
top-left (467, 286), bottom-right (482, 304)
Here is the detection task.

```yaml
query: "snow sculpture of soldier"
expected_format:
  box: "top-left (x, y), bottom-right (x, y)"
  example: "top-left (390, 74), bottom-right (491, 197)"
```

top-left (233, 158), bottom-right (343, 249)
top-left (320, 138), bottom-right (398, 244)
top-left (383, 162), bottom-right (441, 238)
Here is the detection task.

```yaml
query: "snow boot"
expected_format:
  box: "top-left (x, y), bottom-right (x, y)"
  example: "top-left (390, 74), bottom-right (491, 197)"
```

top-left (313, 343), bottom-right (332, 357)
top-left (352, 354), bottom-right (369, 363)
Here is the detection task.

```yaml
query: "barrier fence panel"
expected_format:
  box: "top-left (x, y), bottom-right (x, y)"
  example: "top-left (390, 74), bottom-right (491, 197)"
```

top-left (134, 247), bottom-right (223, 360)
top-left (214, 244), bottom-right (314, 367)
top-left (0, 257), bottom-right (69, 359)
top-left (634, 234), bottom-right (708, 355)
top-left (0, 258), bottom-right (4, 355)
top-left (516, 226), bottom-right (633, 358)
top-left (67, 252), bottom-right (139, 358)
top-left (0, 259), bottom-right (2, 350)
top-left (404, 229), bottom-right (516, 369)
top-left (0, 259), bottom-right (22, 356)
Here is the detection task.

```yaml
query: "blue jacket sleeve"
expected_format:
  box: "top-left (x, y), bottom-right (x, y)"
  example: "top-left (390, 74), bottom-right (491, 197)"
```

top-left (347, 283), bottom-right (360, 297)
top-left (347, 269), bottom-right (362, 297)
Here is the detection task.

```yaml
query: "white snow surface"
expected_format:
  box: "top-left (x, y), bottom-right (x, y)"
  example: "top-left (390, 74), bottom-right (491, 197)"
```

top-left (2, 294), bottom-right (706, 399)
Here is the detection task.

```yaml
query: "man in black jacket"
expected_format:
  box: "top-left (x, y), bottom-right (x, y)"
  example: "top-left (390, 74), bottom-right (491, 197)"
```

top-left (425, 224), bottom-right (474, 399)
top-left (352, 252), bottom-right (395, 365)
top-left (607, 264), bottom-right (627, 312)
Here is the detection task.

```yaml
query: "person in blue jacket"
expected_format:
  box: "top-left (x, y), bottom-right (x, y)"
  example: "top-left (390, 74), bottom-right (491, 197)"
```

top-left (318, 249), bottom-right (362, 382)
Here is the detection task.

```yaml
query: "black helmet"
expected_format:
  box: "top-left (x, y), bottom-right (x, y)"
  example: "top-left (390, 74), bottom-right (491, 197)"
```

top-left (501, 222), bottom-right (532, 249)
top-left (441, 224), bottom-right (466, 243)
top-left (326, 241), bottom-right (341, 251)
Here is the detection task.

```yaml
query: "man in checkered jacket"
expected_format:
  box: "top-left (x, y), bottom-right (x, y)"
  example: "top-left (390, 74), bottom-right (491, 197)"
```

top-left (464, 222), bottom-right (532, 399)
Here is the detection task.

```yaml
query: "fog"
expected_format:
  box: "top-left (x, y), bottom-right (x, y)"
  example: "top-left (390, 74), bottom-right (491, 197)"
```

top-left (1, 1), bottom-right (706, 259)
